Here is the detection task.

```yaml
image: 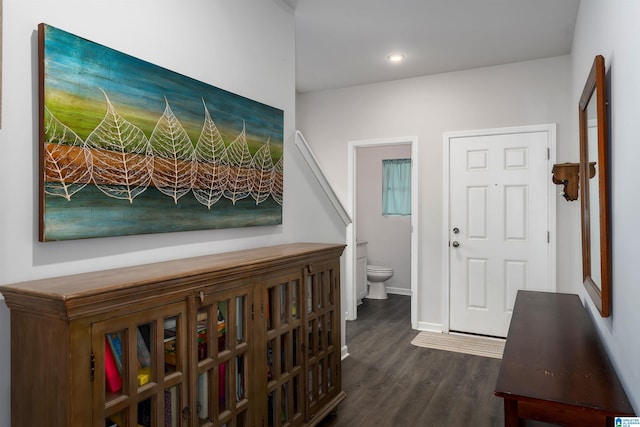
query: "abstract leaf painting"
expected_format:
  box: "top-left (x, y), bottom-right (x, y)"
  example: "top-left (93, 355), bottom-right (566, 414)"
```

top-left (38, 23), bottom-right (284, 241)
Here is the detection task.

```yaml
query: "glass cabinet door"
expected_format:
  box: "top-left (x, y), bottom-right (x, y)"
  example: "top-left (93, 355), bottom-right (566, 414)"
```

top-left (264, 272), bottom-right (305, 427)
top-left (303, 261), bottom-right (341, 422)
top-left (93, 302), bottom-right (188, 427)
top-left (195, 285), bottom-right (253, 427)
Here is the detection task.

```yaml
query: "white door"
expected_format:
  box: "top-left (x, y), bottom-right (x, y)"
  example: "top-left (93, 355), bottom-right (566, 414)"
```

top-left (448, 129), bottom-right (552, 337)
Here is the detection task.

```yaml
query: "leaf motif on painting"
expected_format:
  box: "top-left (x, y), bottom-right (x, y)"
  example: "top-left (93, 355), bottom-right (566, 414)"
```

top-left (193, 100), bottom-right (229, 209)
top-left (43, 106), bottom-right (93, 201)
top-left (85, 90), bottom-right (153, 203)
top-left (271, 155), bottom-right (284, 206)
top-left (250, 138), bottom-right (274, 205)
top-left (224, 124), bottom-right (254, 205)
top-left (150, 98), bottom-right (195, 204)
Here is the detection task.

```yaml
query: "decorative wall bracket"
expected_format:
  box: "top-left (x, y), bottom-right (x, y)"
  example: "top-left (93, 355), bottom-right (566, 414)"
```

top-left (552, 162), bottom-right (596, 201)
top-left (552, 162), bottom-right (580, 201)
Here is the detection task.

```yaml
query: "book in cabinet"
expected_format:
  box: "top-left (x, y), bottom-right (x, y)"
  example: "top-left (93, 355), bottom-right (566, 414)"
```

top-left (0, 243), bottom-right (346, 427)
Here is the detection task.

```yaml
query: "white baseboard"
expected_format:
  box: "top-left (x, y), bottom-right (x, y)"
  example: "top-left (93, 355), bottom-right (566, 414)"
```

top-left (341, 345), bottom-right (349, 360)
top-left (386, 287), bottom-right (412, 296)
top-left (415, 321), bottom-right (443, 333)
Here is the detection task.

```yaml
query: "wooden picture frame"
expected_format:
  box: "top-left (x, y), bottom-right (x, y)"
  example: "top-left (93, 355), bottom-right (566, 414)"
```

top-left (578, 55), bottom-right (611, 317)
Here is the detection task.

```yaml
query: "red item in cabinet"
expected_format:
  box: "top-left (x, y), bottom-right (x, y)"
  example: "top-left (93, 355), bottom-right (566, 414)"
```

top-left (105, 338), bottom-right (122, 393)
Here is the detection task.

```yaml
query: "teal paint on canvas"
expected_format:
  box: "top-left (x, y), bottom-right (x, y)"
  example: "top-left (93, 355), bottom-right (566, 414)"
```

top-left (39, 23), bottom-right (284, 241)
top-left (43, 186), bottom-right (282, 241)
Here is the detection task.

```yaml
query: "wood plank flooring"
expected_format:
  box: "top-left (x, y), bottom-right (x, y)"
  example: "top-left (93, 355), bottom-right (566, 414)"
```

top-left (318, 294), bottom-right (505, 426)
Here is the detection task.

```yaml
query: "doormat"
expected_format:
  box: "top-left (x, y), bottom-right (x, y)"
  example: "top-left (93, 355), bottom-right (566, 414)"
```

top-left (410, 331), bottom-right (505, 359)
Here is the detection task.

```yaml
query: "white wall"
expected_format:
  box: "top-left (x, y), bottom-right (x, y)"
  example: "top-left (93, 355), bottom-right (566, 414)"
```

top-left (571, 0), bottom-right (640, 412)
top-left (297, 55), bottom-right (577, 330)
top-left (0, 1), bottom-right (346, 425)
top-left (356, 145), bottom-right (411, 293)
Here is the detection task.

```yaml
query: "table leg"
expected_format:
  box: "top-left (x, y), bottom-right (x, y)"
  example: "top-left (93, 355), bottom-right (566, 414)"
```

top-left (503, 398), bottom-right (524, 427)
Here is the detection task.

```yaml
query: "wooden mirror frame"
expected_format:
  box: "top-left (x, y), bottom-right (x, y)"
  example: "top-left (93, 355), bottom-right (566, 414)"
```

top-left (579, 55), bottom-right (611, 317)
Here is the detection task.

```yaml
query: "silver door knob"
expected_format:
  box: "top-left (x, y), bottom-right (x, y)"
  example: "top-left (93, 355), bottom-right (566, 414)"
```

top-left (452, 241), bottom-right (460, 248)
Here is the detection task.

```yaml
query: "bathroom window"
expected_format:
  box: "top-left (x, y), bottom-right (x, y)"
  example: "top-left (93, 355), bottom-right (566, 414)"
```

top-left (382, 158), bottom-right (411, 216)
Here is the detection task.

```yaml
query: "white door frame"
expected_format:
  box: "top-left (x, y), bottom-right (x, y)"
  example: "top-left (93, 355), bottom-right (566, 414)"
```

top-left (442, 124), bottom-right (557, 333)
top-left (346, 136), bottom-right (419, 328)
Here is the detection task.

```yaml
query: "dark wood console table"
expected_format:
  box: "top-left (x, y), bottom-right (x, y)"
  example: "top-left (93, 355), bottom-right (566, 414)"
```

top-left (495, 291), bottom-right (635, 426)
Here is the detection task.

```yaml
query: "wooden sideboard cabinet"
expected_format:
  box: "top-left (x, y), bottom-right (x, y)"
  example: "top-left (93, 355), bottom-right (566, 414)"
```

top-left (0, 243), bottom-right (346, 427)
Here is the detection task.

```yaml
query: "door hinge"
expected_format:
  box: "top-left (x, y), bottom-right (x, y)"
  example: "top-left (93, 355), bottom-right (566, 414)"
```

top-left (547, 148), bottom-right (550, 160)
top-left (90, 351), bottom-right (95, 381)
top-left (547, 231), bottom-right (550, 243)
top-left (251, 303), bottom-right (255, 320)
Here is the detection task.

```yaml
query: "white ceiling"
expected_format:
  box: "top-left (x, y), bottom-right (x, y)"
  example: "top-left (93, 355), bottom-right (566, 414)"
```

top-left (283, 0), bottom-right (581, 93)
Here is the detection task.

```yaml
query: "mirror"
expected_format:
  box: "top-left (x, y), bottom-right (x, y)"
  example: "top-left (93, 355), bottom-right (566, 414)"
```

top-left (579, 55), bottom-right (611, 317)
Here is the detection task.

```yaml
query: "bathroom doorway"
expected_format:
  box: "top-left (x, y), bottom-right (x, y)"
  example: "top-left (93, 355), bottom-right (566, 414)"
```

top-left (346, 136), bottom-right (419, 328)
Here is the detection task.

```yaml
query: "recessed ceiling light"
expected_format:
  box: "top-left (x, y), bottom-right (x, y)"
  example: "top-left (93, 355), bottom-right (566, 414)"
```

top-left (386, 53), bottom-right (406, 63)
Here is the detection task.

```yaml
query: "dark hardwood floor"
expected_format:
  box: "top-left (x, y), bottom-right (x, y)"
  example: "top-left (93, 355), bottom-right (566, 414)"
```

top-left (318, 294), bottom-right (505, 427)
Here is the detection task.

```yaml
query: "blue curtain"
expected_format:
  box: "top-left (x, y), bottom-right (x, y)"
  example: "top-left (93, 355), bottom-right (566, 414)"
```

top-left (382, 158), bottom-right (411, 216)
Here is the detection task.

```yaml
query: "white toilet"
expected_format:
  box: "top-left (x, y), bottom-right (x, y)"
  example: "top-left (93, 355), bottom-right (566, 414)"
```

top-left (365, 264), bottom-right (394, 299)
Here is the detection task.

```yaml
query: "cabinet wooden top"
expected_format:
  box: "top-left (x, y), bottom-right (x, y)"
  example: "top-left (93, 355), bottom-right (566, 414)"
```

top-left (0, 243), bottom-right (345, 319)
